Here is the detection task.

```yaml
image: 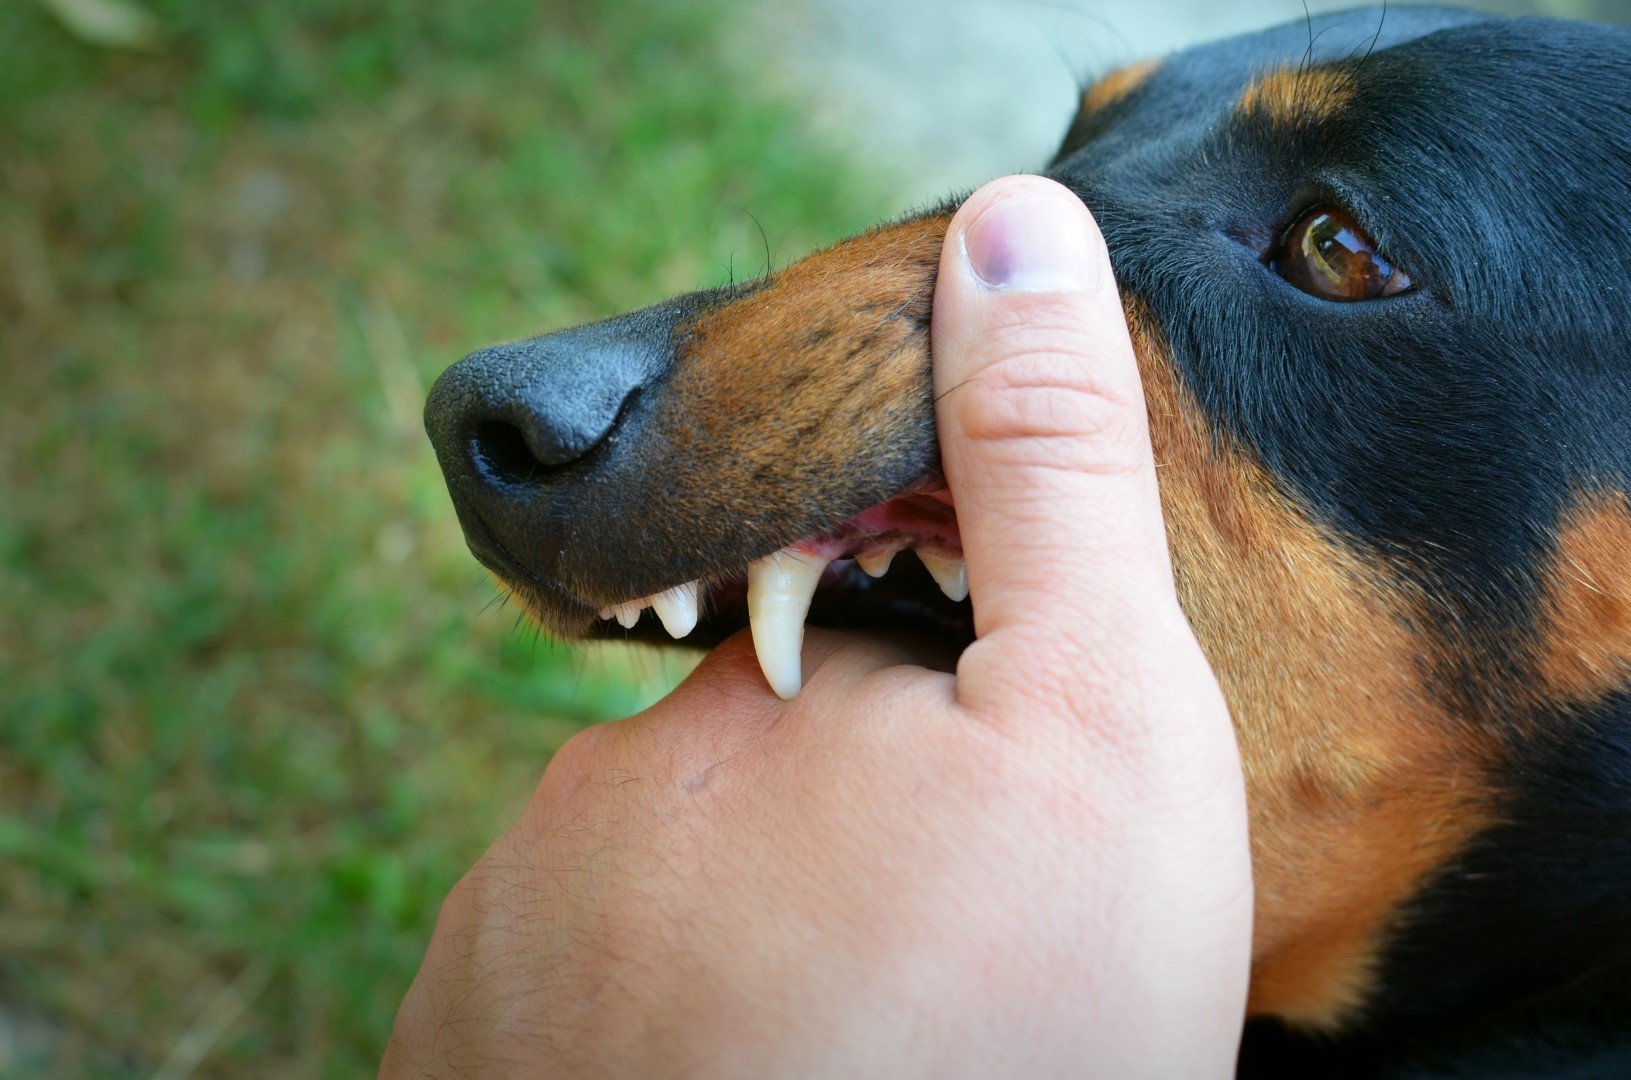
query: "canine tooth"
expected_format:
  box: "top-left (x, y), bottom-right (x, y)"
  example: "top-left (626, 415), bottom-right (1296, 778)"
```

top-left (917, 552), bottom-right (969, 602)
top-left (855, 550), bottom-right (895, 578)
top-left (650, 581), bottom-right (700, 639)
top-left (747, 549), bottom-right (829, 699)
top-left (613, 601), bottom-right (644, 629)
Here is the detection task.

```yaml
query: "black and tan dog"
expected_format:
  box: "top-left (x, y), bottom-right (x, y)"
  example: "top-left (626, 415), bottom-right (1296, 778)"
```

top-left (424, 7), bottom-right (1631, 1077)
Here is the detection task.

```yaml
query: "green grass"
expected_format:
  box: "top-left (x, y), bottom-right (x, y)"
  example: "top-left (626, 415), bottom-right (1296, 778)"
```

top-left (0, 1), bottom-right (894, 1074)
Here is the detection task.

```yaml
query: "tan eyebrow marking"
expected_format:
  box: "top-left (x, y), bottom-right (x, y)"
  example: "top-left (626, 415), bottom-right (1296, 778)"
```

top-left (1081, 59), bottom-right (1160, 114)
top-left (1236, 66), bottom-right (1357, 128)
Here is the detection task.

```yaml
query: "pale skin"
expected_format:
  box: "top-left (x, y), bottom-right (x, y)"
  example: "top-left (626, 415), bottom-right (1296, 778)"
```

top-left (382, 175), bottom-right (1255, 1078)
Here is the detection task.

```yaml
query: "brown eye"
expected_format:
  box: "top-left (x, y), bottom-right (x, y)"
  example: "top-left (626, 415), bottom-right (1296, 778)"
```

top-left (1271, 207), bottom-right (1412, 301)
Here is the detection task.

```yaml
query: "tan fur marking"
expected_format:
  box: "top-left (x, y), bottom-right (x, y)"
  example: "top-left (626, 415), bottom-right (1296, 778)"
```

top-left (668, 215), bottom-right (947, 464)
top-left (1082, 60), bottom-right (1160, 114)
top-left (1236, 66), bottom-right (1356, 127)
top-left (1127, 305), bottom-right (1498, 1029)
top-left (1536, 493), bottom-right (1631, 701)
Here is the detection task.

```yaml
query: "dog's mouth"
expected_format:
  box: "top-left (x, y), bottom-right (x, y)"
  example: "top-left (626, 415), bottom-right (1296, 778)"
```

top-left (579, 477), bottom-right (970, 697)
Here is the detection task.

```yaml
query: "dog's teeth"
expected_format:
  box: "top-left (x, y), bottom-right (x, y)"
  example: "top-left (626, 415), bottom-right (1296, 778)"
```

top-left (613, 601), bottom-right (644, 629)
top-left (746, 549), bottom-right (829, 700)
top-left (917, 552), bottom-right (969, 602)
top-left (855, 550), bottom-right (895, 578)
top-left (598, 607), bottom-right (614, 620)
top-left (651, 581), bottom-right (700, 639)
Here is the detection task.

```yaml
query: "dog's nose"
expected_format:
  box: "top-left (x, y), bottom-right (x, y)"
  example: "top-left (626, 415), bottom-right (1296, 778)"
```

top-left (441, 341), bottom-right (624, 481)
top-left (425, 318), bottom-right (670, 493)
top-left (423, 296), bottom-right (717, 586)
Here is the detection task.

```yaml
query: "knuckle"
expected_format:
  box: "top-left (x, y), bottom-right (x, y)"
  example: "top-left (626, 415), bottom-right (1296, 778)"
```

top-left (950, 353), bottom-right (1146, 474)
top-left (976, 294), bottom-right (1132, 368)
top-left (545, 722), bottom-right (612, 780)
top-left (527, 722), bottom-right (626, 822)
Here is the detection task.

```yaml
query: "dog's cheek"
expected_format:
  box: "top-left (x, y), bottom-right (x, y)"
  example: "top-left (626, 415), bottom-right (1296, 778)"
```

top-left (1124, 301), bottom-right (1502, 1031)
top-left (1532, 492), bottom-right (1631, 705)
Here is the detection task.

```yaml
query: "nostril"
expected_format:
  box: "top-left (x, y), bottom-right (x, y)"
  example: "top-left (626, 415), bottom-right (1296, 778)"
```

top-left (468, 420), bottom-right (548, 486)
top-left (429, 326), bottom-right (665, 491)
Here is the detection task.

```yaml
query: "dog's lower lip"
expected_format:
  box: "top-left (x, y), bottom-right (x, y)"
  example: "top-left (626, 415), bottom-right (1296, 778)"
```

top-left (457, 500), bottom-right (553, 589)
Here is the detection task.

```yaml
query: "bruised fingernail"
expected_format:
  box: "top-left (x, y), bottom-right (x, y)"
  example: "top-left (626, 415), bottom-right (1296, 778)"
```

top-left (963, 193), bottom-right (1101, 293)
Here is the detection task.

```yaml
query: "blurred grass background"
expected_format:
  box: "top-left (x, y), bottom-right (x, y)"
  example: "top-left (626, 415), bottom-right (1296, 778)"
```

top-left (0, 0), bottom-right (893, 1074)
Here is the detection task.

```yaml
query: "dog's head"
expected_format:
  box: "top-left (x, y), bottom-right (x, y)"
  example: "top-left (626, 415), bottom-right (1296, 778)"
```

top-left (425, 6), bottom-right (1631, 1064)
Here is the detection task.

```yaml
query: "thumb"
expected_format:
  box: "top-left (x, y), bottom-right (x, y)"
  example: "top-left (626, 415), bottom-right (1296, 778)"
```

top-left (932, 175), bottom-right (1186, 703)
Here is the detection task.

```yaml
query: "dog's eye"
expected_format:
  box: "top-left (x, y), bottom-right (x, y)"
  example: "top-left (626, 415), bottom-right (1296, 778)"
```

top-left (1270, 207), bottom-right (1411, 301)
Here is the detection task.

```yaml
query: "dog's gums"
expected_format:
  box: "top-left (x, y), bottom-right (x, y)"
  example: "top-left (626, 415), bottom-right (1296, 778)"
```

top-left (596, 485), bottom-right (966, 697)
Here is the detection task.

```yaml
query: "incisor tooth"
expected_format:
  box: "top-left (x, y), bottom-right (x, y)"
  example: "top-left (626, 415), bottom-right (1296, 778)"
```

top-left (917, 552), bottom-right (969, 602)
top-left (855, 550), bottom-right (895, 578)
top-left (613, 601), bottom-right (644, 629)
top-left (747, 549), bottom-right (829, 699)
top-left (650, 581), bottom-right (700, 638)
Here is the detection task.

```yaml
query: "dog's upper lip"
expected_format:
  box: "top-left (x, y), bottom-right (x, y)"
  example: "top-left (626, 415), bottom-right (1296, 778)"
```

top-left (593, 472), bottom-right (960, 605)
top-left (790, 472), bottom-right (958, 561)
top-left (454, 496), bottom-right (558, 594)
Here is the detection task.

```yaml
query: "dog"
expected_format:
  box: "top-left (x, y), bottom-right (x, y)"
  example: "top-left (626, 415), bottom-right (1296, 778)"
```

top-left (422, 7), bottom-right (1631, 1076)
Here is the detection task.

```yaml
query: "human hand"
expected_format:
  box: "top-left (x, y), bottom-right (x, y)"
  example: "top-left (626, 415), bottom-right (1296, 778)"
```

top-left (382, 175), bottom-right (1253, 1079)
